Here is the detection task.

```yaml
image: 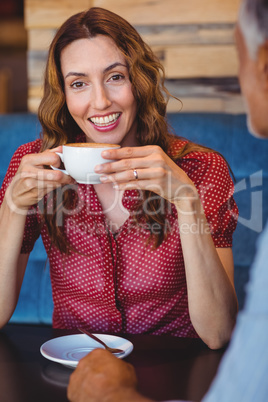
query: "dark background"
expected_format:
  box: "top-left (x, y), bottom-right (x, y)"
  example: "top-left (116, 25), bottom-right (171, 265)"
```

top-left (0, 0), bottom-right (27, 112)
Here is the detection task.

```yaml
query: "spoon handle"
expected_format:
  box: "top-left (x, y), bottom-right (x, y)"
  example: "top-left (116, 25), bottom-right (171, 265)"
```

top-left (78, 328), bottom-right (108, 348)
top-left (78, 328), bottom-right (124, 354)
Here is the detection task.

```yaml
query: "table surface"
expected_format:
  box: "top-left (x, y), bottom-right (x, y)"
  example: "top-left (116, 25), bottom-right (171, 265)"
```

top-left (0, 324), bottom-right (226, 402)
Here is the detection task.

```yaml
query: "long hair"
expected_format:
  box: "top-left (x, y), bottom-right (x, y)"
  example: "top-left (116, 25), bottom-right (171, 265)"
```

top-left (38, 7), bottom-right (216, 252)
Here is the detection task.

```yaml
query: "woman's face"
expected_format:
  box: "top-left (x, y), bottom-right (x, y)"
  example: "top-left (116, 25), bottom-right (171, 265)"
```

top-left (61, 35), bottom-right (138, 146)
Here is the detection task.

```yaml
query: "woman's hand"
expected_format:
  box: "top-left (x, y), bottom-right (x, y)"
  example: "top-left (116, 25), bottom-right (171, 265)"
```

top-left (95, 145), bottom-right (196, 203)
top-left (5, 146), bottom-right (75, 214)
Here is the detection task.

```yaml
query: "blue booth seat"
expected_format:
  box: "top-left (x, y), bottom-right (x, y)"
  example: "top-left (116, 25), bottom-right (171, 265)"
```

top-left (0, 114), bottom-right (53, 324)
top-left (168, 113), bottom-right (268, 310)
top-left (0, 112), bottom-right (267, 325)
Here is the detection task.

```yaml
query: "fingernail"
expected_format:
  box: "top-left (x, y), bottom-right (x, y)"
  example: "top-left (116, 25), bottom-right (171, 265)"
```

top-left (102, 151), bottom-right (110, 158)
top-left (113, 183), bottom-right (119, 189)
top-left (100, 175), bottom-right (108, 182)
top-left (95, 165), bottom-right (102, 173)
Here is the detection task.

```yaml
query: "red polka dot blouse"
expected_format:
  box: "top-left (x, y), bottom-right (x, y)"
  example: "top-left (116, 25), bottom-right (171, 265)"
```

top-left (0, 138), bottom-right (238, 337)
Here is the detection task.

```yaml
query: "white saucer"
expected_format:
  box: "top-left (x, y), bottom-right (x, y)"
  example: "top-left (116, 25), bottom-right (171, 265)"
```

top-left (40, 334), bottom-right (133, 368)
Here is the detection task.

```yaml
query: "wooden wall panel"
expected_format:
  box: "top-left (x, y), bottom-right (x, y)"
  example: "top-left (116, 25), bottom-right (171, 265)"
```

top-left (139, 25), bottom-right (235, 47)
top-left (25, 0), bottom-right (91, 28)
top-left (164, 45), bottom-right (238, 78)
top-left (94, 0), bottom-right (240, 25)
top-left (28, 29), bottom-right (56, 51)
top-left (168, 95), bottom-right (244, 114)
top-left (25, 0), bottom-right (240, 28)
top-left (24, 0), bottom-right (244, 114)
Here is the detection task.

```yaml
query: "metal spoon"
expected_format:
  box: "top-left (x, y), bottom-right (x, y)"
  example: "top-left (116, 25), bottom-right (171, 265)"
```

top-left (78, 328), bottom-right (124, 354)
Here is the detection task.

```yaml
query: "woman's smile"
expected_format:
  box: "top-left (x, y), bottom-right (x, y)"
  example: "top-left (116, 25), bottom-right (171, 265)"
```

top-left (88, 112), bottom-right (121, 132)
top-left (89, 113), bottom-right (121, 127)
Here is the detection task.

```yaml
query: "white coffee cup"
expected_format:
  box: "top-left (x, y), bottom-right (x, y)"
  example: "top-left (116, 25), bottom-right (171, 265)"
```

top-left (51, 143), bottom-right (120, 184)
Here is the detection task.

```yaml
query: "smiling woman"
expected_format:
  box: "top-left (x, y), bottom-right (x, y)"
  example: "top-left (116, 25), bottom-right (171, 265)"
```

top-left (0, 7), bottom-right (238, 349)
top-left (61, 36), bottom-right (137, 144)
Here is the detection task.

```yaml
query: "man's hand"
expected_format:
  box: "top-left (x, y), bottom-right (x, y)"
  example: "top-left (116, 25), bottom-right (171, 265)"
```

top-left (67, 348), bottom-right (153, 402)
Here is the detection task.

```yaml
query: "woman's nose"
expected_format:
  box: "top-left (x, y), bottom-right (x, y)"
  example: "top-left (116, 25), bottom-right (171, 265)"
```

top-left (91, 84), bottom-right (112, 110)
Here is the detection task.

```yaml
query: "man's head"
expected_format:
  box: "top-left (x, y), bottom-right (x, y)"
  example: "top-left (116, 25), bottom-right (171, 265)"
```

top-left (236, 0), bottom-right (268, 138)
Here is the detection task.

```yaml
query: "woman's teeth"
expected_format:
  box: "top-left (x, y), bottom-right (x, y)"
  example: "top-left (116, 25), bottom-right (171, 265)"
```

top-left (90, 113), bottom-right (120, 126)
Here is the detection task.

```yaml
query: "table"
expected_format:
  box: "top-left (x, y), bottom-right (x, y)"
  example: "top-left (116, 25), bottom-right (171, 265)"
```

top-left (0, 324), bottom-right (226, 402)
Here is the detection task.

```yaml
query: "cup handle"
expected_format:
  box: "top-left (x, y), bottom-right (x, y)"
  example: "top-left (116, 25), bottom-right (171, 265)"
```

top-left (50, 151), bottom-right (70, 176)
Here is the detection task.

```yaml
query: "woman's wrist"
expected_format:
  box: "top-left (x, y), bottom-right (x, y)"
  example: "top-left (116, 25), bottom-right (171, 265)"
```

top-left (4, 184), bottom-right (30, 216)
top-left (4, 198), bottom-right (29, 216)
top-left (172, 184), bottom-right (201, 215)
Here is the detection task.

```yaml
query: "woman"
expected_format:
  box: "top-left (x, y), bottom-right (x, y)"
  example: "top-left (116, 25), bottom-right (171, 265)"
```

top-left (0, 7), bottom-right (238, 349)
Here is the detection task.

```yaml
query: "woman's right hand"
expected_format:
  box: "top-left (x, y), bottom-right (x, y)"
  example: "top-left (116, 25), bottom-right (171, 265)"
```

top-left (5, 146), bottom-right (75, 213)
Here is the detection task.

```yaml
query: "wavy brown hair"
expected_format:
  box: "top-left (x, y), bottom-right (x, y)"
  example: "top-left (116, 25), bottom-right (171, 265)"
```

top-left (38, 7), bottom-right (217, 252)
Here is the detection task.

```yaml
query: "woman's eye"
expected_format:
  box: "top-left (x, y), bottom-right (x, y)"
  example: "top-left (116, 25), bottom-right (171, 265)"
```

top-left (109, 74), bottom-right (124, 82)
top-left (70, 81), bottom-right (85, 89)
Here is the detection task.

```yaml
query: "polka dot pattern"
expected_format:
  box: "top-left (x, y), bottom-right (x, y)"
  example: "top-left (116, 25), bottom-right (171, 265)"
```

top-left (0, 138), bottom-right (238, 337)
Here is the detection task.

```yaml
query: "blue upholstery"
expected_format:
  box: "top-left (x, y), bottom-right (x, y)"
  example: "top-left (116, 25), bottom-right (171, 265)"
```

top-left (0, 113), bottom-right (53, 324)
top-left (168, 113), bottom-right (268, 310)
top-left (0, 112), bottom-right (267, 324)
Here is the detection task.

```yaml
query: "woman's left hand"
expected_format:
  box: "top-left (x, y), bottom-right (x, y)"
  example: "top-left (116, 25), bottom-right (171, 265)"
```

top-left (95, 145), bottom-right (196, 202)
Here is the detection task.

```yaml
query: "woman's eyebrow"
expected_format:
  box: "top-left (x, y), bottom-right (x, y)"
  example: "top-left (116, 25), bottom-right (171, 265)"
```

top-left (103, 62), bottom-right (127, 74)
top-left (64, 72), bottom-right (87, 79)
top-left (64, 63), bottom-right (127, 80)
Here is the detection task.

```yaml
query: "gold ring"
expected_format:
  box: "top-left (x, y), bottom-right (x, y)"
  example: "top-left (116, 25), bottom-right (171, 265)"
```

top-left (133, 169), bottom-right (138, 180)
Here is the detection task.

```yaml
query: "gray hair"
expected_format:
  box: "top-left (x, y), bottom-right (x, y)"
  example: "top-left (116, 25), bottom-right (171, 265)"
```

top-left (239, 0), bottom-right (268, 59)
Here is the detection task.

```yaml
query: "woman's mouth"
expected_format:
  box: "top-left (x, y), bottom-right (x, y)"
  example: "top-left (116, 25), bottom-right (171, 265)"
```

top-left (89, 113), bottom-right (120, 127)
